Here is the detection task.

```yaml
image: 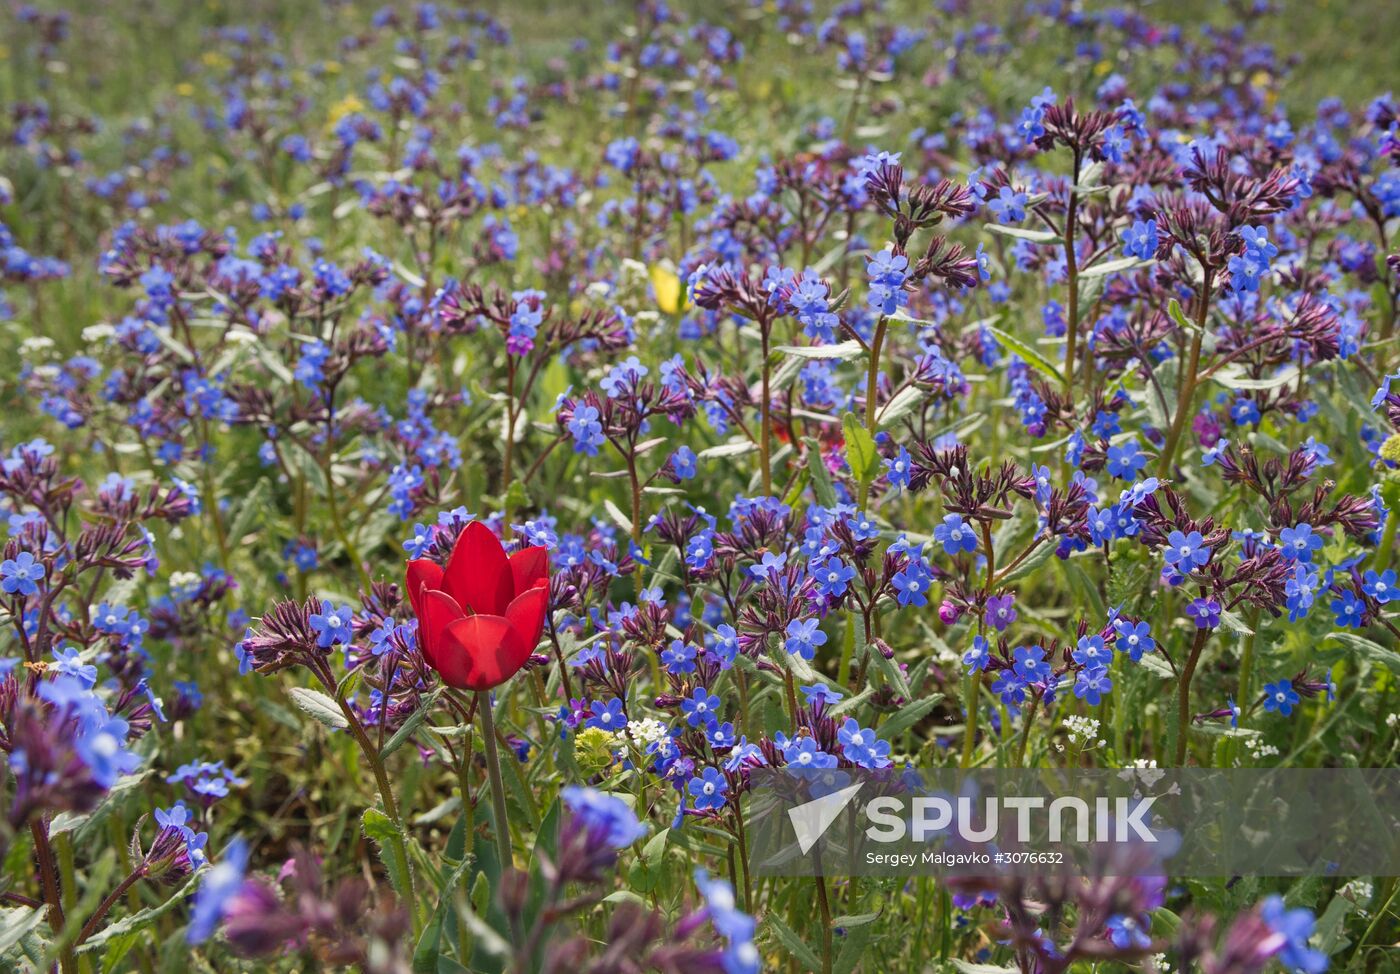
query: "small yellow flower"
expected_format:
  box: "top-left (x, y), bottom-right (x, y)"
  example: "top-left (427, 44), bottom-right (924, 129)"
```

top-left (328, 95), bottom-right (365, 126)
top-left (1379, 435), bottom-right (1400, 465)
top-left (650, 262), bottom-right (684, 316)
top-left (574, 726), bottom-right (621, 776)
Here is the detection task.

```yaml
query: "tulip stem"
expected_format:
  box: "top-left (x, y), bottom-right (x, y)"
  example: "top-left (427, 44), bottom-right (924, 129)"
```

top-left (476, 690), bottom-right (514, 869)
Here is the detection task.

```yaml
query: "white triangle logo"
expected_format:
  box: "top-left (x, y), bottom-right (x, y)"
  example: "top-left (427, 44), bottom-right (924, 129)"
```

top-left (787, 782), bottom-right (864, 854)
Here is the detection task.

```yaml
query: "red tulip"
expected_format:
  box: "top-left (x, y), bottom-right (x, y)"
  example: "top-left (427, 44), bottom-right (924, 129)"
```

top-left (405, 521), bottom-right (549, 691)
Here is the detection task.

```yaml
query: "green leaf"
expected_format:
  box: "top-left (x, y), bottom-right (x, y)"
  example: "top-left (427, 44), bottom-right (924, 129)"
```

top-left (878, 695), bottom-right (943, 739)
top-left (803, 437), bottom-right (838, 508)
top-left (841, 411), bottom-right (879, 485)
top-left (0, 908), bottom-right (43, 956)
top-left (1218, 609), bottom-right (1255, 636)
top-left (1208, 366), bottom-right (1301, 391)
top-left (772, 340), bottom-right (864, 360)
top-left (834, 921), bottom-right (874, 974)
top-left (764, 912), bottom-right (822, 972)
top-left (382, 688), bottom-right (443, 757)
top-left (870, 641), bottom-right (912, 700)
top-left (362, 808), bottom-right (413, 899)
top-left (1078, 256), bottom-right (1150, 279)
top-left (1311, 887), bottom-right (1360, 955)
top-left (877, 384), bottom-right (926, 429)
top-left (75, 874), bottom-right (200, 954)
top-left (225, 477), bottom-right (270, 543)
top-left (996, 539), bottom-right (1055, 586)
top-left (985, 325), bottom-right (1065, 387)
top-left (984, 224), bottom-right (1057, 243)
top-left (50, 770), bottom-right (151, 838)
top-left (697, 439), bottom-right (758, 461)
top-left (287, 687), bottom-right (349, 729)
top-left (603, 498), bottom-right (633, 534)
top-left (1324, 632), bottom-right (1400, 675)
top-left (1167, 297), bottom-right (1201, 334)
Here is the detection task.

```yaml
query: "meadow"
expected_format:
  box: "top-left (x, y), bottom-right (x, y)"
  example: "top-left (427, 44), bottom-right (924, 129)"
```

top-left (1, 0), bottom-right (1399, 971)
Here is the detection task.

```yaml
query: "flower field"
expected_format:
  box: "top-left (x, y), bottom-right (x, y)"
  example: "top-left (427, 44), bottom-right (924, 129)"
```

top-left (1, 1), bottom-right (1399, 971)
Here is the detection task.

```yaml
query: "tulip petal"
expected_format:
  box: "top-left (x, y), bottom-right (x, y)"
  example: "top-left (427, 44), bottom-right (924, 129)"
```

top-left (436, 615), bottom-right (528, 691)
top-left (504, 583), bottom-right (549, 652)
top-left (419, 589), bottom-right (465, 667)
top-left (405, 559), bottom-right (444, 621)
top-left (443, 520), bottom-right (513, 616)
top-left (508, 546), bottom-right (549, 597)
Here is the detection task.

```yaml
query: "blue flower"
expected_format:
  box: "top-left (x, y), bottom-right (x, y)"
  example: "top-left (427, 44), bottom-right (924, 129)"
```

top-left (1072, 635), bottom-right (1111, 667)
top-left (1278, 523), bottom-right (1323, 562)
top-left (682, 688), bottom-right (722, 728)
top-left (1013, 645), bottom-right (1052, 684)
top-left (1106, 914), bottom-right (1152, 950)
top-left (661, 639), bottom-right (697, 674)
top-left (782, 736), bottom-right (837, 769)
top-left (988, 185), bottom-right (1028, 223)
top-left (308, 602), bottom-right (354, 648)
top-left (567, 404), bottom-right (605, 455)
top-left (963, 635), bottom-right (991, 672)
top-left (1120, 219), bottom-right (1157, 261)
top-left (562, 786), bottom-right (648, 848)
top-left (933, 514), bottom-right (978, 555)
top-left (1073, 666), bottom-right (1112, 705)
top-left (1362, 569), bottom-right (1397, 603)
top-left (1202, 440), bottom-right (1230, 466)
top-left (1085, 507), bottom-right (1115, 546)
top-left (707, 722), bottom-right (737, 750)
top-left (711, 624), bottom-right (740, 667)
top-left (749, 551), bottom-right (788, 581)
top-left (688, 767), bottom-right (728, 811)
top-left (884, 446), bottom-right (913, 489)
top-left (51, 647), bottom-right (97, 687)
top-left (1227, 226), bottom-right (1278, 293)
top-left (187, 837), bottom-right (249, 944)
top-left (784, 618), bottom-right (827, 661)
top-left (1016, 105), bottom-right (1045, 141)
top-left (1259, 895), bottom-right (1327, 974)
top-left (891, 560), bottom-right (932, 607)
top-left (588, 697), bottom-right (627, 732)
top-left (801, 683), bottom-right (844, 706)
top-left (1230, 397), bottom-right (1261, 426)
top-left (671, 446), bottom-right (698, 480)
top-left (991, 670), bottom-right (1027, 706)
top-left (0, 551), bottom-right (45, 597)
top-left (1185, 598), bottom-right (1221, 629)
top-left (1285, 565), bottom-right (1320, 621)
top-left (1330, 589), bottom-right (1364, 628)
top-left (847, 512), bottom-right (880, 541)
top-left (812, 557), bottom-right (856, 599)
top-left (1164, 530), bottom-right (1211, 571)
top-left (694, 869), bottom-right (759, 974)
top-left (1262, 680), bottom-right (1300, 716)
top-left (402, 523), bottom-right (434, 559)
top-left (1113, 620), bottom-right (1155, 661)
top-left (1105, 439), bottom-right (1148, 480)
top-left (866, 249), bottom-right (909, 315)
top-left (837, 718), bottom-right (891, 769)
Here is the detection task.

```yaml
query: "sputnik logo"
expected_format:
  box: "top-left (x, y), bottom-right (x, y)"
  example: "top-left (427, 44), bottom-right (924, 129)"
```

top-left (787, 782), bottom-right (864, 854)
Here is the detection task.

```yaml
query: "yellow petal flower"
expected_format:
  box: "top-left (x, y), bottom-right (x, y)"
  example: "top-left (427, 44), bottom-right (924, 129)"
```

top-left (650, 263), bottom-right (684, 316)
